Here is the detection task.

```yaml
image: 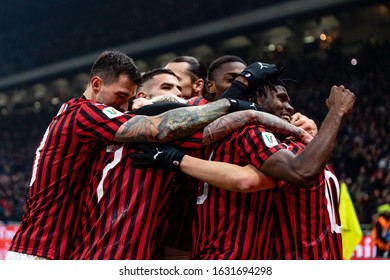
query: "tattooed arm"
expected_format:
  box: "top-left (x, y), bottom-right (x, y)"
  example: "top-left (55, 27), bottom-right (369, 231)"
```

top-left (201, 110), bottom-right (313, 146)
top-left (114, 98), bottom-right (232, 143)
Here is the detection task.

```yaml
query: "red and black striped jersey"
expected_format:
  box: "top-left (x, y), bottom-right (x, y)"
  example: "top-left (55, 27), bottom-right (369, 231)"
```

top-left (192, 125), bottom-right (286, 259)
top-left (187, 96), bottom-right (209, 106)
top-left (159, 99), bottom-right (208, 255)
top-left (70, 133), bottom-right (202, 259)
top-left (272, 139), bottom-right (343, 259)
top-left (9, 96), bottom-right (131, 259)
top-left (159, 131), bottom-right (205, 254)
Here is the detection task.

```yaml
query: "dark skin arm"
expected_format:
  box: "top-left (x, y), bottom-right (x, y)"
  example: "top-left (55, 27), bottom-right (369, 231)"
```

top-left (260, 85), bottom-right (355, 187)
top-left (201, 109), bottom-right (313, 146)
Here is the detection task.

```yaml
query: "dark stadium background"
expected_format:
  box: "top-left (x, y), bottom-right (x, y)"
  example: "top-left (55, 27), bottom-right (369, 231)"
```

top-left (0, 0), bottom-right (389, 259)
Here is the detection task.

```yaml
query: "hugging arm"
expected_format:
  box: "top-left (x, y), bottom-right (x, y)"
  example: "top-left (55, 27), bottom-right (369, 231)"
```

top-left (201, 110), bottom-right (313, 146)
top-left (130, 144), bottom-right (275, 192)
top-left (179, 156), bottom-right (275, 192)
top-left (114, 98), bottom-right (231, 143)
top-left (114, 92), bottom-right (263, 143)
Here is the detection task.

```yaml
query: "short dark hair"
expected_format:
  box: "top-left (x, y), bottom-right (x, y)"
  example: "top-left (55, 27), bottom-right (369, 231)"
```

top-left (207, 55), bottom-right (246, 81)
top-left (247, 75), bottom-right (294, 101)
top-left (137, 68), bottom-right (178, 92)
top-left (141, 68), bottom-right (178, 84)
top-left (89, 50), bottom-right (142, 86)
top-left (168, 56), bottom-right (207, 82)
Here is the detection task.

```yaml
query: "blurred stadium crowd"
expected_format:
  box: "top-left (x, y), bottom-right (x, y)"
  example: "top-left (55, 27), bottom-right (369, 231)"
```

top-left (0, 1), bottom-right (388, 230)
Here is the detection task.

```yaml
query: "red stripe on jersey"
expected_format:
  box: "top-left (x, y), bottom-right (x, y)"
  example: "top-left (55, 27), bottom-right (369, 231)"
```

top-left (187, 97), bottom-right (209, 106)
top-left (9, 97), bottom-right (131, 259)
top-left (192, 125), bottom-right (285, 259)
top-left (272, 139), bottom-right (343, 259)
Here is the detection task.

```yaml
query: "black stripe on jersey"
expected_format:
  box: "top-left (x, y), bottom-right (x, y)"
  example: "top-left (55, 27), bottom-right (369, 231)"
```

top-left (293, 187), bottom-right (303, 259)
top-left (241, 126), bottom-right (271, 165)
top-left (199, 184), bottom-right (211, 259)
top-left (192, 97), bottom-right (202, 106)
top-left (77, 108), bottom-right (115, 140)
top-left (188, 97), bottom-right (207, 106)
top-left (242, 128), bottom-right (261, 160)
top-left (221, 191), bottom-right (234, 259)
top-left (211, 183), bottom-right (221, 260)
top-left (305, 187), bottom-right (315, 259)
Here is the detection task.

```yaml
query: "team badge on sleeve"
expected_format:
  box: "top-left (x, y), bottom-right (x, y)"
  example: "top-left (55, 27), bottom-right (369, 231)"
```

top-left (262, 131), bottom-right (279, 147)
top-left (102, 107), bottom-right (124, 118)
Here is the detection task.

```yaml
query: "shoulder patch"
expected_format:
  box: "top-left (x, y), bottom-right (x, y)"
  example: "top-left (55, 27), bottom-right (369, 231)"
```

top-left (261, 131), bottom-right (279, 147)
top-left (102, 107), bottom-right (124, 118)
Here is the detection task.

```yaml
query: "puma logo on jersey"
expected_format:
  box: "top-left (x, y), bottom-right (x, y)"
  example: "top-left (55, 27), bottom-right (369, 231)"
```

top-left (153, 148), bottom-right (164, 160)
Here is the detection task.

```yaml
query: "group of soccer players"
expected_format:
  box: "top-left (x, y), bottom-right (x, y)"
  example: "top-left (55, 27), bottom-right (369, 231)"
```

top-left (6, 50), bottom-right (355, 260)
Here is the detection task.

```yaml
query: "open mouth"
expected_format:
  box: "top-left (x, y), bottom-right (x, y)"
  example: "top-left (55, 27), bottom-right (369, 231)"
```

top-left (281, 115), bottom-right (291, 122)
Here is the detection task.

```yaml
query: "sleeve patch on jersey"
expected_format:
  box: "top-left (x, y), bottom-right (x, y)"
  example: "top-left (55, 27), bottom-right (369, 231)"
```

top-left (262, 131), bottom-right (279, 147)
top-left (102, 107), bottom-right (124, 118)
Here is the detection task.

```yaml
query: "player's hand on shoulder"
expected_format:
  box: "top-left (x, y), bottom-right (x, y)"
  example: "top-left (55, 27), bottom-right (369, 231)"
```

top-left (131, 98), bottom-right (153, 110)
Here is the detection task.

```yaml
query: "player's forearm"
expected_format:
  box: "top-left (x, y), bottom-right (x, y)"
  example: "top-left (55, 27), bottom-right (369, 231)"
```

top-left (114, 99), bottom-right (231, 142)
top-left (201, 110), bottom-right (257, 146)
top-left (202, 110), bottom-right (310, 146)
top-left (289, 109), bottom-right (344, 185)
top-left (180, 156), bottom-right (275, 192)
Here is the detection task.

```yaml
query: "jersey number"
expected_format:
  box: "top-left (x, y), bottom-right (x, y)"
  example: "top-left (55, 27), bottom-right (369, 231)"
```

top-left (324, 170), bottom-right (341, 233)
top-left (96, 145), bottom-right (124, 202)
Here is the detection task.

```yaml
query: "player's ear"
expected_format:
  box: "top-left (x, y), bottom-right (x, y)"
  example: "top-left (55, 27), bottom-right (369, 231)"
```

top-left (206, 80), bottom-right (216, 94)
top-left (91, 76), bottom-right (103, 93)
top-left (136, 91), bottom-right (147, 99)
top-left (193, 78), bottom-right (204, 95)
